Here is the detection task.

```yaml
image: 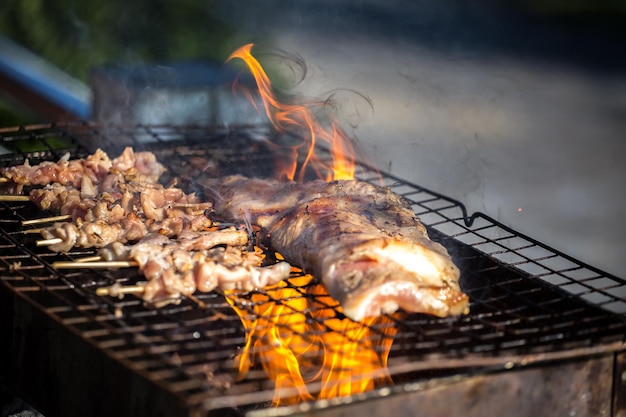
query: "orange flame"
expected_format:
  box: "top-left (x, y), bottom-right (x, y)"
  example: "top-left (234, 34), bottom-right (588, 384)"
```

top-left (226, 272), bottom-right (398, 406)
top-left (224, 44), bottom-right (393, 406)
top-left (227, 43), bottom-right (356, 181)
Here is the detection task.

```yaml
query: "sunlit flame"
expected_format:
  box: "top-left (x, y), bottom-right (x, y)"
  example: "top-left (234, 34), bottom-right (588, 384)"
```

top-left (227, 43), bottom-right (356, 181)
top-left (224, 44), bottom-right (394, 406)
top-left (226, 270), bottom-right (397, 406)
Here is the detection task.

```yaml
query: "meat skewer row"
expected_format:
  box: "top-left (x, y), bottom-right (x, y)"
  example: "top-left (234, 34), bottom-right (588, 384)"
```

top-left (33, 183), bottom-right (217, 252)
top-left (26, 164), bottom-right (208, 214)
top-left (0, 147), bottom-right (166, 190)
top-left (19, 172), bottom-right (214, 248)
top-left (2, 147), bottom-right (216, 238)
top-left (3, 147), bottom-right (293, 306)
top-left (2, 146), bottom-right (197, 228)
top-left (90, 233), bottom-right (291, 302)
top-left (38, 213), bottom-right (242, 252)
top-left (30, 181), bottom-right (212, 226)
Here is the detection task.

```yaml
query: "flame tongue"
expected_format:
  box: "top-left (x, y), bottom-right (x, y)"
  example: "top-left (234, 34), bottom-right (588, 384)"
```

top-left (226, 273), bottom-right (397, 406)
top-left (228, 275), bottom-right (316, 405)
top-left (225, 44), bottom-right (392, 406)
top-left (308, 283), bottom-right (396, 399)
top-left (227, 44), bottom-right (356, 181)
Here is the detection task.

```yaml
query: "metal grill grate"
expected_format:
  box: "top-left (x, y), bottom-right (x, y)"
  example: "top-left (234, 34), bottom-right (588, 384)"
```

top-left (1, 123), bottom-right (625, 417)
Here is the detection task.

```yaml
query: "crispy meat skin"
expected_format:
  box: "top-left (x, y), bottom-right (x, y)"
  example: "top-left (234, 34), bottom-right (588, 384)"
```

top-left (206, 175), bottom-right (469, 321)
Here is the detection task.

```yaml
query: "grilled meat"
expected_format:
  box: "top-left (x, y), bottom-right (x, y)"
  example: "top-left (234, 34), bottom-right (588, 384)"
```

top-left (30, 172), bottom-right (213, 251)
top-left (1, 147), bottom-right (166, 187)
top-left (36, 182), bottom-right (214, 252)
top-left (30, 179), bottom-right (211, 221)
top-left (2, 147), bottom-right (291, 304)
top-left (205, 175), bottom-right (469, 321)
top-left (98, 235), bottom-right (291, 301)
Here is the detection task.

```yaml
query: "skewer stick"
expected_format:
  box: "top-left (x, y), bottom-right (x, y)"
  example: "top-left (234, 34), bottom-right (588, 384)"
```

top-left (171, 203), bottom-right (212, 209)
top-left (186, 293), bottom-right (207, 309)
top-left (22, 214), bottom-right (71, 226)
top-left (37, 238), bottom-right (63, 247)
top-left (96, 283), bottom-right (146, 297)
top-left (0, 195), bottom-right (30, 201)
top-left (23, 228), bottom-right (44, 234)
top-left (74, 255), bottom-right (102, 263)
top-left (0, 177), bottom-right (9, 183)
top-left (53, 260), bottom-right (138, 269)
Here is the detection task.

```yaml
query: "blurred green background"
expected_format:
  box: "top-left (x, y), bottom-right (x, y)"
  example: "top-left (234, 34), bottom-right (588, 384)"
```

top-left (0, 0), bottom-right (247, 126)
top-left (0, 0), bottom-right (624, 127)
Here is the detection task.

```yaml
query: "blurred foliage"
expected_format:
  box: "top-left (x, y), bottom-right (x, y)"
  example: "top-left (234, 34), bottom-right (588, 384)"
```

top-left (2, 135), bottom-right (74, 154)
top-left (1, 0), bottom-right (624, 84)
top-left (1, 0), bottom-right (623, 127)
top-left (0, 0), bottom-right (250, 126)
top-left (0, 0), bottom-right (246, 82)
top-left (0, 97), bottom-right (41, 126)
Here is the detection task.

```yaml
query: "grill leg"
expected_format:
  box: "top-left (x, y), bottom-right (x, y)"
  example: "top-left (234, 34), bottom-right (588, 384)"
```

top-left (614, 352), bottom-right (626, 417)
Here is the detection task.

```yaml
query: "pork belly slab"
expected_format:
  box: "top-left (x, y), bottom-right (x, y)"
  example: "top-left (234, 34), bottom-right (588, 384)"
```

top-left (204, 175), bottom-right (469, 321)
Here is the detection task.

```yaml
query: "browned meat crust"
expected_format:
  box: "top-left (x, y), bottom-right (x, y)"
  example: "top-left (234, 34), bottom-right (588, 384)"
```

top-left (205, 175), bottom-right (469, 321)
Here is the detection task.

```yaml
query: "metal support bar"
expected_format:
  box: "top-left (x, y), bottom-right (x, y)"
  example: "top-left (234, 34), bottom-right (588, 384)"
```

top-left (614, 352), bottom-right (626, 417)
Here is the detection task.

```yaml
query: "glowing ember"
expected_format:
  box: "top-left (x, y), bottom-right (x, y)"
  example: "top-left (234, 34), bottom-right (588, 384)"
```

top-left (226, 271), bottom-right (398, 406)
top-left (227, 43), bottom-right (356, 181)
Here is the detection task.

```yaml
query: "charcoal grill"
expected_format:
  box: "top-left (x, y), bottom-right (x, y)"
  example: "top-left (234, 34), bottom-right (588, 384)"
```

top-left (1, 123), bottom-right (625, 417)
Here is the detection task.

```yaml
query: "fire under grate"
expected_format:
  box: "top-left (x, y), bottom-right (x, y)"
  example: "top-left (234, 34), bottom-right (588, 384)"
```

top-left (1, 123), bottom-right (625, 417)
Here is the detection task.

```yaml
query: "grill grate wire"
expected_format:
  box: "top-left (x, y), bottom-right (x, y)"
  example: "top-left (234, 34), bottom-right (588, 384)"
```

top-left (1, 123), bottom-right (625, 415)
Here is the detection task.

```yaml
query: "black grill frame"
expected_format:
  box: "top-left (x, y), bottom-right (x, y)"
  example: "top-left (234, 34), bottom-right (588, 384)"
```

top-left (1, 123), bottom-right (625, 416)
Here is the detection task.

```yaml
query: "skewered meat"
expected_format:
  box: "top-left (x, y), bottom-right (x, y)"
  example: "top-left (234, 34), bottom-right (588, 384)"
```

top-left (30, 179), bottom-right (211, 224)
top-left (204, 175), bottom-right (469, 321)
top-left (34, 181), bottom-right (215, 253)
top-left (39, 211), bottom-right (223, 253)
top-left (0, 147), bottom-right (166, 187)
top-left (1, 149), bottom-right (108, 187)
top-left (97, 234), bottom-right (291, 301)
top-left (41, 220), bottom-right (124, 252)
top-left (3, 147), bottom-right (294, 305)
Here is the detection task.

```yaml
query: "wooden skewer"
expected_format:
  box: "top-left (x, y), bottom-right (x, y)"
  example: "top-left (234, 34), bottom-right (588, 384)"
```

top-left (23, 228), bottom-right (44, 234)
top-left (186, 293), bottom-right (207, 309)
top-left (74, 255), bottom-right (102, 263)
top-left (171, 203), bottom-right (212, 209)
top-left (22, 214), bottom-right (71, 226)
top-left (0, 177), bottom-right (9, 183)
top-left (0, 195), bottom-right (30, 201)
top-left (53, 260), bottom-right (138, 269)
top-left (96, 283), bottom-right (146, 297)
top-left (37, 238), bottom-right (63, 246)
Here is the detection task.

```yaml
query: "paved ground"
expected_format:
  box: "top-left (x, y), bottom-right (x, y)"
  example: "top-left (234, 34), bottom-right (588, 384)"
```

top-left (214, 0), bottom-right (626, 278)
